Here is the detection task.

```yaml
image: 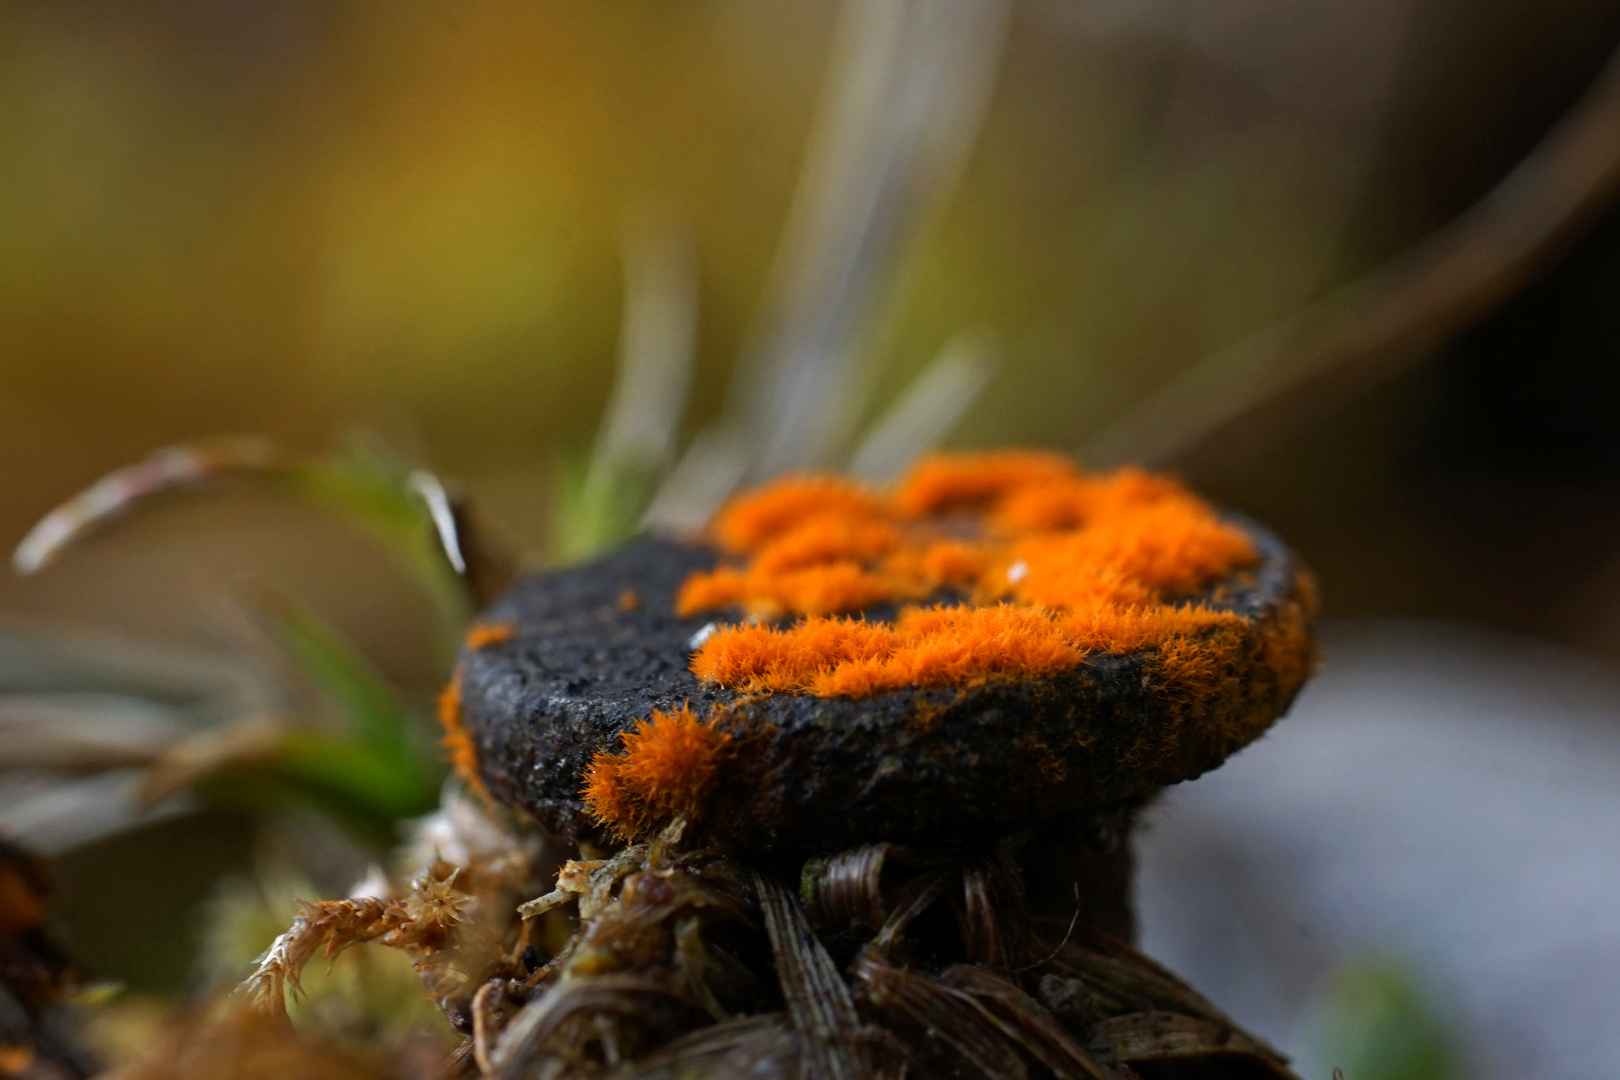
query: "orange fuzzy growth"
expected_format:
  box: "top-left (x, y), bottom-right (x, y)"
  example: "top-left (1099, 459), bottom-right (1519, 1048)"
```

top-left (810, 606), bottom-right (1080, 697)
top-left (1057, 599), bottom-right (1242, 656)
top-left (989, 466), bottom-right (1181, 533)
top-left (689, 601), bottom-right (1247, 698)
top-left (682, 450), bottom-right (1263, 700)
top-left (712, 475), bottom-right (885, 553)
top-left (582, 706), bottom-right (733, 839)
top-left (893, 449), bottom-right (1079, 517)
top-left (1152, 628), bottom-right (1244, 703)
top-left (678, 561), bottom-right (893, 619)
top-left (1008, 500), bottom-right (1256, 609)
top-left (436, 668), bottom-right (488, 799)
top-left (690, 617), bottom-right (895, 691)
top-left (580, 754), bottom-right (634, 836)
top-left (751, 515), bottom-right (901, 574)
top-left (676, 565), bottom-right (750, 616)
top-left (464, 621), bottom-right (518, 650)
top-left (766, 562), bottom-right (892, 616)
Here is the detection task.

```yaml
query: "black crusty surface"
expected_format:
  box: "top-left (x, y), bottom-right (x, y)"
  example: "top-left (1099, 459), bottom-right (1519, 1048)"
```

top-left (457, 519), bottom-right (1308, 855)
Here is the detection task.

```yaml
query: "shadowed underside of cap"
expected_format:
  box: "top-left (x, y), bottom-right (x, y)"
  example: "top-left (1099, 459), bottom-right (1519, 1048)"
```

top-left (451, 453), bottom-right (1316, 854)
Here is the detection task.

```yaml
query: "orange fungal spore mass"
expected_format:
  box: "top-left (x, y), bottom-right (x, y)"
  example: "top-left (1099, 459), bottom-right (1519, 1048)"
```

top-left (437, 668), bottom-right (489, 800)
top-left (582, 706), bottom-right (733, 840)
top-left (464, 621), bottom-right (519, 650)
top-left (679, 452), bottom-right (1258, 698)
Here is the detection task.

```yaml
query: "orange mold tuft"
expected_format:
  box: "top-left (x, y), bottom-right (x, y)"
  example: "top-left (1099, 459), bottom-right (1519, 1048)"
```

top-left (893, 449), bottom-right (1080, 517)
top-left (582, 706), bottom-right (733, 840)
top-left (680, 451), bottom-right (1260, 700)
top-left (712, 475), bottom-right (884, 553)
top-left (464, 621), bottom-right (519, 650)
top-left (437, 668), bottom-right (489, 799)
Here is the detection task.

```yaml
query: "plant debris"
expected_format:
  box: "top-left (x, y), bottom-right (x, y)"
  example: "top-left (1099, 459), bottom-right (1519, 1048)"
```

top-left (0, 839), bottom-right (95, 1080)
top-left (357, 817), bottom-right (1299, 1078)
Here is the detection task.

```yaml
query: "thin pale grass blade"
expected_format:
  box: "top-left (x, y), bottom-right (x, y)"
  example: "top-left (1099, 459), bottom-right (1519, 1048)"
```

top-left (734, 0), bottom-right (1011, 479)
top-left (136, 715), bottom-right (288, 807)
top-left (0, 768), bottom-right (194, 856)
top-left (650, 0), bottom-right (1009, 527)
top-left (12, 435), bottom-right (475, 649)
top-left (1081, 40), bottom-right (1620, 471)
top-left (409, 472), bottom-right (518, 609)
top-left (847, 330), bottom-right (997, 483)
top-left (12, 436), bottom-right (279, 575)
top-left (408, 469), bottom-right (468, 575)
top-left (559, 213), bottom-right (697, 559)
top-left (753, 874), bottom-right (871, 1080)
top-left (0, 695), bottom-right (182, 770)
top-left (596, 214), bottom-right (698, 474)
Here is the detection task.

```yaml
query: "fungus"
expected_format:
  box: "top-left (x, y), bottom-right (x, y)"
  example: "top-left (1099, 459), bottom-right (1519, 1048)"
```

top-left (582, 705), bottom-right (733, 840)
top-left (412, 451), bottom-right (1316, 1079)
top-left (436, 668), bottom-right (488, 801)
top-left (451, 450), bottom-right (1315, 853)
top-left (464, 621), bottom-right (519, 650)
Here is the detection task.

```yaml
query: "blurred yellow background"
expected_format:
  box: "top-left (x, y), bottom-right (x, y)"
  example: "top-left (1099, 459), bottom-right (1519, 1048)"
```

top-left (5, 0), bottom-right (1620, 672)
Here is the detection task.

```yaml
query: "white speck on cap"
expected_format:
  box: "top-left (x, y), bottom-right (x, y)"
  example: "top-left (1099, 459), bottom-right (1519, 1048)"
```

top-left (1007, 560), bottom-right (1028, 584)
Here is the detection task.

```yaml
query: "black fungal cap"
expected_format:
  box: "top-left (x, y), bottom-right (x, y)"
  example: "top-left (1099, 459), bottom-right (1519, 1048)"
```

top-left (456, 520), bottom-right (1314, 856)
